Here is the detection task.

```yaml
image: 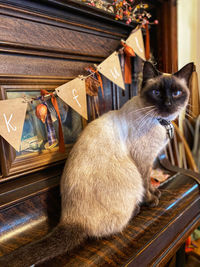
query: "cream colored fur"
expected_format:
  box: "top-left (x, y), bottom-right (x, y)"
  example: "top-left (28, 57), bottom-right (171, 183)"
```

top-left (60, 96), bottom-right (170, 237)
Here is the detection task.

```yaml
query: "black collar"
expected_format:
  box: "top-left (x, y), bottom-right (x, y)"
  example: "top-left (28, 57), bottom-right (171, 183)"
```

top-left (157, 118), bottom-right (174, 139)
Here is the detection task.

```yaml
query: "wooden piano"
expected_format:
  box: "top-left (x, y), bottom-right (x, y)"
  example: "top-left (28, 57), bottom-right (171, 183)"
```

top-left (0, 0), bottom-right (199, 266)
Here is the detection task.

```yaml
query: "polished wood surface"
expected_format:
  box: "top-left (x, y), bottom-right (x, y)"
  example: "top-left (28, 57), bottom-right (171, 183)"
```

top-left (0, 173), bottom-right (199, 266)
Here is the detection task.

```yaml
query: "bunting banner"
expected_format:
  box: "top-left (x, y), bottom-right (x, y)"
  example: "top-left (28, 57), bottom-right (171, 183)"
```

top-left (56, 77), bottom-right (88, 120)
top-left (0, 98), bottom-right (27, 151)
top-left (97, 51), bottom-right (125, 90)
top-left (126, 28), bottom-right (146, 61)
top-left (0, 27), bottom-right (147, 152)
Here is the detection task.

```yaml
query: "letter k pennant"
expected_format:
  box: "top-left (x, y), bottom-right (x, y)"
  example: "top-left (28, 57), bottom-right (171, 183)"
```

top-left (0, 98), bottom-right (27, 151)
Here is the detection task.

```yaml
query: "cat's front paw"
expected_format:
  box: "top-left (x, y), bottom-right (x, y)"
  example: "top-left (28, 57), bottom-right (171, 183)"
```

top-left (145, 195), bottom-right (159, 207)
top-left (152, 188), bottom-right (161, 198)
top-left (143, 191), bottom-right (160, 207)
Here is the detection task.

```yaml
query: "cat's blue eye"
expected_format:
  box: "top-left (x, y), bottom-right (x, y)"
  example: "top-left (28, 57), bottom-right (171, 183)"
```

top-left (152, 89), bottom-right (160, 97)
top-left (172, 90), bottom-right (182, 98)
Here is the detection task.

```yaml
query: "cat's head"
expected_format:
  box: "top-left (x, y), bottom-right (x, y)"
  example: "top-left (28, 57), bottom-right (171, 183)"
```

top-left (140, 61), bottom-right (194, 120)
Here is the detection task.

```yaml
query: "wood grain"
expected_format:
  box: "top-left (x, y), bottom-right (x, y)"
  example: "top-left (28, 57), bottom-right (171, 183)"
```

top-left (0, 15), bottom-right (121, 58)
top-left (0, 174), bottom-right (199, 266)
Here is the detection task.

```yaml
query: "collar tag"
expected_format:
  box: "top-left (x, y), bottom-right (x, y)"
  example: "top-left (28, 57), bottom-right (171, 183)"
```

top-left (158, 118), bottom-right (174, 139)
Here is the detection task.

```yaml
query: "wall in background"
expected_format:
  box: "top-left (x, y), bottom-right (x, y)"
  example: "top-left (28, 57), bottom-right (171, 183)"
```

top-left (178, 0), bottom-right (200, 87)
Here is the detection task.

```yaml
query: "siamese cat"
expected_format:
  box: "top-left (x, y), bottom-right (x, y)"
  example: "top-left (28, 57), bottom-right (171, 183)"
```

top-left (0, 61), bottom-right (194, 267)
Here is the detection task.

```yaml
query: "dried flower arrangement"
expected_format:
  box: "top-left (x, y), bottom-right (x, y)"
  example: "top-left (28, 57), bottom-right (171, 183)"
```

top-left (80, 0), bottom-right (158, 25)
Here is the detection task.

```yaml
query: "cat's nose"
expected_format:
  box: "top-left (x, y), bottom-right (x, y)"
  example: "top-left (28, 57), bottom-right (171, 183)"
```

top-left (165, 99), bottom-right (172, 106)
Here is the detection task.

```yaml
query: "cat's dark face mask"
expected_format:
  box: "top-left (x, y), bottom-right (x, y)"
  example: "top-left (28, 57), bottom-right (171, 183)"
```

top-left (140, 62), bottom-right (194, 119)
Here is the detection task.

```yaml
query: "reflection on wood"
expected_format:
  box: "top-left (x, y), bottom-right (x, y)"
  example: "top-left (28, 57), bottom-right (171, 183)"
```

top-left (0, 174), bottom-right (199, 266)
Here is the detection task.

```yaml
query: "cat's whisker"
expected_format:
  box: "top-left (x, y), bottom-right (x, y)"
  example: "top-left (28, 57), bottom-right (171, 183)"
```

top-left (134, 112), bottom-right (150, 122)
top-left (185, 108), bottom-right (196, 118)
top-left (142, 109), bottom-right (156, 120)
top-left (147, 111), bottom-right (157, 128)
top-left (138, 109), bottom-right (156, 130)
top-left (127, 108), bottom-right (154, 118)
top-left (132, 105), bottom-right (154, 111)
top-left (185, 109), bottom-right (195, 119)
top-left (139, 116), bottom-right (152, 130)
top-left (185, 111), bottom-right (195, 121)
top-left (134, 109), bottom-right (155, 124)
top-left (133, 112), bottom-right (149, 123)
top-left (127, 105), bottom-right (155, 115)
top-left (185, 108), bottom-right (195, 119)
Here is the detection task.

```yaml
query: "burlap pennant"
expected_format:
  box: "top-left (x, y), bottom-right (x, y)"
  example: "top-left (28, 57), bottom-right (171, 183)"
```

top-left (98, 51), bottom-right (125, 90)
top-left (56, 77), bottom-right (88, 120)
top-left (126, 28), bottom-right (146, 61)
top-left (0, 98), bottom-right (27, 151)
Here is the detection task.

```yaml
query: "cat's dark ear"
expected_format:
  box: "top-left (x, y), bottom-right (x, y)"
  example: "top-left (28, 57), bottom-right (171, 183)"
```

top-left (173, 63), bottom-right (194, 86)
top-left (142, 61), bottom-right (162, 87)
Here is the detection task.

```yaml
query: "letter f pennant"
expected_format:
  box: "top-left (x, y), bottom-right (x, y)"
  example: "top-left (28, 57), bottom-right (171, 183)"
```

top-left (56, 77), bottom-right (88, 120)
top-left (0, 98), bottom-right (27, 151)
top-left (98, 51), bottom-right (125, 90)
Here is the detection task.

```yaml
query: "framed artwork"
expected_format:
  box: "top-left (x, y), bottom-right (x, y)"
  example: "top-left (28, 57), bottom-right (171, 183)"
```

top-left (0, 84), bottom-right (86, 177)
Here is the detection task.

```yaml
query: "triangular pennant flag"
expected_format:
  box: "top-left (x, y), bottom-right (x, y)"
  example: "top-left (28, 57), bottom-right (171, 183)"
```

top-left (98, 51), bottom-right (125, 90)
top-left (126, 28), bottom-right (146, 61)
top-left (56, 77), bottom-right (88, 120)
top-left (0, 98), bottom-right (27, 151)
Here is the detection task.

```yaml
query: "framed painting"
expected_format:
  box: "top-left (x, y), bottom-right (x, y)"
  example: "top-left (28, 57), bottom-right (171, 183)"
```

top-left (0, 84), bottom-right (86, 178)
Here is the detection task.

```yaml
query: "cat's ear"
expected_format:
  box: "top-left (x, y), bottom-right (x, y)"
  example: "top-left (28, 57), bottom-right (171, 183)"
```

top-left (173, 63), bottom-right (194, 86)
top-left (142, 61), bottom-right (162, 87)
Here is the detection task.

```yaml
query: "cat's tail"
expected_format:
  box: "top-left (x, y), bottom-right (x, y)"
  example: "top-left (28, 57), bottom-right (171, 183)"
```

top-left (0, 222), bottom-right (87, 267)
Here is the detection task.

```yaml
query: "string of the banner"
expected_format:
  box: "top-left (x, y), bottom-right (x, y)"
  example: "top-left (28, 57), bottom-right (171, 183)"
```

top-left (22, 71), bottom-right (100, 105)
top-left (21, 70), bottom-right (102, 152)
top-left (18, 25), bottom-right (150, 153)
top-left (21, 22), bottom-right (150, 106)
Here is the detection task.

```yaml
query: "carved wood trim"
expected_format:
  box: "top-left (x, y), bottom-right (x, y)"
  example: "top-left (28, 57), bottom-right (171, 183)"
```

top-left (0, 6), bottom-right (125, 38)
top-left (0, 41), bottom-right (106, 62)
top-left (0, 166), bottom-right (61, 210)
top-left (0, 0), bottom-right (133, 36)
